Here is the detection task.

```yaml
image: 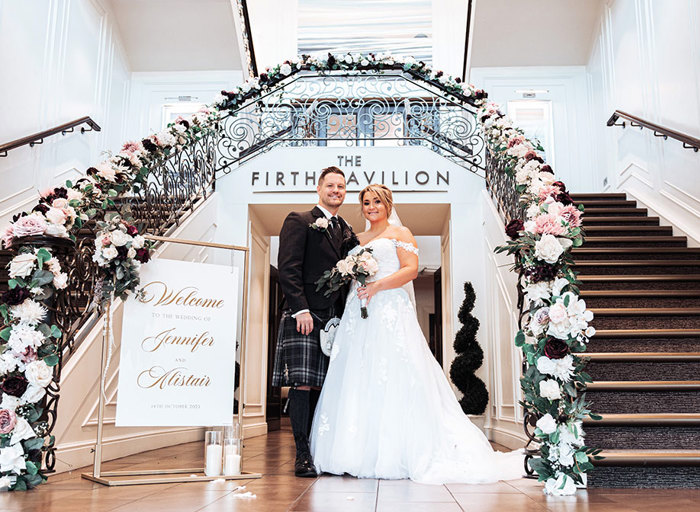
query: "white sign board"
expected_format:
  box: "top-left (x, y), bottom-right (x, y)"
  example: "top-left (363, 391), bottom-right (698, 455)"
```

top-left (115, 259), bottom-right (239, 427)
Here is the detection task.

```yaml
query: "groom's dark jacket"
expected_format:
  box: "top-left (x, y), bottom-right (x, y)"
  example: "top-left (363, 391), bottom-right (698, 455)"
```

top-left (278, 206), bottom-right (357, 315)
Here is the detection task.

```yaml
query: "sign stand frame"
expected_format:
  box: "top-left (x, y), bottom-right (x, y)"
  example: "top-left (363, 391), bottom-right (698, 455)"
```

top-left (81, 235), bottom-right (262, 486)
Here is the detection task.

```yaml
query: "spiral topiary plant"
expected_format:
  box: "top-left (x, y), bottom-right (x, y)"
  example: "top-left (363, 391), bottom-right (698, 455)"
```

top-left (449, 282), bottom-right (489, 414)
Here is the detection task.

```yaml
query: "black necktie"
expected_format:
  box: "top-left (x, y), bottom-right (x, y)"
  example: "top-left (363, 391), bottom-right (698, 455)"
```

top-left (330, 217), bottom-right (341, 241)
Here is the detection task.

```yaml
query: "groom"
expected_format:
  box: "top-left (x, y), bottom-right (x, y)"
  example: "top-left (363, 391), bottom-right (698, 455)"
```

top-left (272, 166), bottom-right (357, 477)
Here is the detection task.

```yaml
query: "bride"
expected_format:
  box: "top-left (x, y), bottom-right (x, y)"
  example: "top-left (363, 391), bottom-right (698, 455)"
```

top-left (310, 184), bottom-right (524, 484)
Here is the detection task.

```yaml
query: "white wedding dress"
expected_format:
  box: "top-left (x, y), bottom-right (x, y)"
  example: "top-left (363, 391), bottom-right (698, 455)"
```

top-left (310, 237), bottom-right (524, 484)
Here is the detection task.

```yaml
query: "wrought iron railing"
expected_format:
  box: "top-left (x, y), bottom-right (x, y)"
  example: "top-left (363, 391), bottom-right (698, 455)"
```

top-left (484, 149), bottom-right (522, 223)
top-left (215, 71), bottom-right (487, 176)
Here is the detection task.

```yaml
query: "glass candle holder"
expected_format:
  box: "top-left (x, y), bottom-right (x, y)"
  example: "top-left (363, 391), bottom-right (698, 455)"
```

top-left (223, 438), bottom-right (242, 476)
top-left (204, 430), bottom-right (223, 477)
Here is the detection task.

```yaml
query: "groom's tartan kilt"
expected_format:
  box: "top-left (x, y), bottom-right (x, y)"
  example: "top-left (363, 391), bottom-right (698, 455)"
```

top-left (271, 310), bottom-right (329, 388)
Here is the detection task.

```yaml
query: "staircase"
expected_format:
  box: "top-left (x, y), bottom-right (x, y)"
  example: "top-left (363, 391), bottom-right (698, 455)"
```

top-left (570, 193), bottom-right (700, 488)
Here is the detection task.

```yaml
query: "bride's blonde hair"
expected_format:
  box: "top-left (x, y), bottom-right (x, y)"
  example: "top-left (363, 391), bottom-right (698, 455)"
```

top-left (359, 184), bottom-right (393, 217)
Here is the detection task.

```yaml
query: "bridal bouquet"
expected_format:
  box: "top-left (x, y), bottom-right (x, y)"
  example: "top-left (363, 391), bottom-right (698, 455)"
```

top-left (315, 248), bottom-right (379, 318)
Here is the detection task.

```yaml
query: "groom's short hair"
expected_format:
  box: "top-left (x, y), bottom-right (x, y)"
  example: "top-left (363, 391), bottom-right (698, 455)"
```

top-left (319, 166), bottom-right (345, 184)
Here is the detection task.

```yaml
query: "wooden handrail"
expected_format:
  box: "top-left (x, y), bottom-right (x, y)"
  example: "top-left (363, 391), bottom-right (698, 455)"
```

top-left (607, 110), bottom-right (699, 152)
top-left (0, 116), bottom-right (101, 157)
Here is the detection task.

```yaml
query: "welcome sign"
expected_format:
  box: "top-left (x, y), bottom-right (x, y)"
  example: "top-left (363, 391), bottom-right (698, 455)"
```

top-left (115, 259), bottom-right (239, 427)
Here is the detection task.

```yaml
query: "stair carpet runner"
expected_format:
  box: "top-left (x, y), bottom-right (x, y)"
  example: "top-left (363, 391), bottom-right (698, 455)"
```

top-left (571, 193), bottom-right (700, 488)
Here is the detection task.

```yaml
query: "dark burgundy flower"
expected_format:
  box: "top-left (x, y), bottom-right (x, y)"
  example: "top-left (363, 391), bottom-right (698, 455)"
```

top-left (32, 204), bottom-right (49, 214)
top-left (1, 286), bottom-right (30, 306)
top-left (126, 225), bottom-right (138, 236)
top-left (474, 90), bottom-right (487, 100)
top-left (142, 138), bottom-right (158, 152)
top-left (11, 212), bottom-right (28, 223)
top-left (552, 181), bottom-right (567, 191)
top-left (526, 264), bottom-right (558, 283)
top-left (259, 72), bottom-right (269, 82)
top-left (544, 337), bottom-right (570, 359)
top-left (505, 219), bottom-right (524, 239)
top-left (455, 77), bottom-right (462, 83)
top-left (1, 375), bottom-right (28, 397)
top-left (435, 71), bottom-right (443, 78)
top-left (556, 191), bottom-right (574, 205)
top-left (540, 165), bottom-right (553, 174)
top-left (54, 187), bottom-right (68, 199)
top-left (116, 246), bottom-right (129, 261)
top-left (86, 166), bottom-right (98, 177)
top-left (178, 119), bottom-right (190, 129)
top-left (136, 248), bottom-right (150, 263)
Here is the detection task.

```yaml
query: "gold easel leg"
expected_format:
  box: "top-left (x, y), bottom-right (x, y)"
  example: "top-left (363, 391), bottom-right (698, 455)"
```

top-left (93, 298), bottom-right (111, 478)
top-left (238, 249), bottom-right (250, 444)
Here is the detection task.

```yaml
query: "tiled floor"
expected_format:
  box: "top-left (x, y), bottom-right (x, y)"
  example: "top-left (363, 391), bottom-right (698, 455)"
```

top-left (3, 429), bottom-right (699, 511)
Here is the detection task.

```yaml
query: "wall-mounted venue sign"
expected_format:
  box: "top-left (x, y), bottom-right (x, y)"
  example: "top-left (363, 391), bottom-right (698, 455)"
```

top-left (116, 259), bottom-right (239, 427)
top-left (248, 147), bottom-right (451, 193)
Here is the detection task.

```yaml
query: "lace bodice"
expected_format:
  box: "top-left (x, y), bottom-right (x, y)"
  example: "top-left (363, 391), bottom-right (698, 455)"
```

top-left (350, 238), bottom-right (419, 281)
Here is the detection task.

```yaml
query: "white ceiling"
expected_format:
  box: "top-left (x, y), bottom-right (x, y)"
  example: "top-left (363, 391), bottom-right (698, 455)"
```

top-left (470, 0), bottom-right (604, 67)
top-left (108, 0), bottom-right (242, 72)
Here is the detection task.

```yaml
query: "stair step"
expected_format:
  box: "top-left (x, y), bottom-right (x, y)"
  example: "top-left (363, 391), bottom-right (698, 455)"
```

top-left (591, 307), bottom-right (700, 315)
top-left (575, 260), bottom-right (700, 276)
top-left (586, 360), bottom-right (700, 381)
top-left (591, 328), bottom-right (700, 338)
top-left (586, 352), bottom-right (700, 361)
top-left (572, 247), bottom-right (700, 261)
top-left (581, 290), bottom-right (700, 308)
top-left (590, 307), bottom-right (700, 329)
top-left (587, 328), bottom-right (700, 353)
top-left (585, 425), bottom-right (700, 450)
top-left (575, 200), bottom-right (638, 207)
top-left (594, 450), bottom-right (700, 465)
top-left (584, 413), bottom-right (700, 425)
top-left (584, 236), bottom-right (687, 247)
top-left (579, 274), bottom-right (700, 291)
top-left (588, 381), bottom-right (700, 390)
top-left (571, 193), bottom-right (627, 200)
top-left (583, 207), bottom-right (647, 217)
top-left (582, 216), bottom-right (660, 225)
top-left (589, 464), bottom-right (700, 488)
top-left (583, 225), bottom-right (673, 235)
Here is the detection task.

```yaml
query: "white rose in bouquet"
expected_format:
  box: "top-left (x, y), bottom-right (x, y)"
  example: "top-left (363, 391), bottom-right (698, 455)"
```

top-left (67, 188), bottom-right (83, 201)
top-left (535, 413), bottom-right (557, 435)
top-left (53, 272), bottom-right (69, 290)
top-left (8, 325), bottom-right (44, 354)
top-left (336, 259), bottom-right (351, 276)
top-left (557, 443), bottom-right (576, 467)
top-left (0, 394), bottom-right (21, 412)
top-left (9, 416), bottom-right (36, 445)
top-left (551, 278), bottom-right (570, 297)
top-left (0, 353), bottom-right (18, 376)
top-left (539, 379), bottom-right (561, 400)
top-left (21, 384), bottom-right (46, 405)
top-left (110, 229), bottom-right (131, 247)
top-left (132, 235), bottom-right (145, 249)
top-left (44, 222), bottom-right (68, 238)
top-left (46, 257), bottom-right (61, 275)
top-left (8, 253), bottom-right (36, 278)
top-left (0, 443), bottom-right (26, 474)
top-left (127, 247), bottom-right (136, 259)
top-left (95, 161), bottom-right (117, 181)
top-left (279, 63), bottom-right (292, 75)
top-left (544, 472), bottom-right (577, 495)
top-left (524, 281), bottom-right (551, 306)
top-left (45, 207), bottom-right (67, 225)
top-left (102, 246), bottom-right (119, 261)
top-left (536, 356), bottom-right (557, 376)
top-left (535, 234), bottom-right (565, 264)
top-left (25, 360), bottom-right (53, 387)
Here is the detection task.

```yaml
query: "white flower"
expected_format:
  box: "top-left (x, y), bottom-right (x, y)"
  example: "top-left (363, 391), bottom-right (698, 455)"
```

top-left (46, 257), bottom-right (62, 275)
top-left (558, 443), bottom-right (576, 467)
top-left (536, 356), bottom-right (557, 376)
top-left (551, 278), bottom-right (569, 297)
top-left (0, 443), bottom-right (25, 475)
top-left (279, 63), bottom-right (292, 75)
top-left (10, 299), bottom-right (47, 326)
top-left (44, 223), bottom-right (68, 238)
top-left (241, 82), bottom-right (251, 93)
top-left (524, 281), bottom-right (551, 306)
top-left (53, 272), bottom-right (68, 289)
top-left (127, 247), bottom-right (136, 259)
top-left (314, 218), bottom-right (329, 229)
top-left (95, 161), bottom-right (117, 181)
top-left (132, 235), bottom-right (145, 249)
top-left (45, 207), bottom-right (67, 225)
top-left (535, 234), bottom-right (565, 264)
top-left (536, 413), bottom-right (557, 435)
top-left (66, 188), bottom-right (83, 201)
top-left (0, 354), bottom-right (18, 376)
top-left (585, 326), bottom-right (596, 337)
top-left (7, 324), bottom-right (44, 354)
top-left (102, 246), bottom-right (118, 261)
top-left (344, 54), bottom-right (353, 64)
top-left (21, 384), bottom-right (46, 405)
top-left (156, 130), bottom-right (176, 147)
top-left (9, 416), bottom-right (35, 445)
top-left (336, 260), bottom-right (351, 276)
top-left (0, 475), bottom-right (16, 489)
top-left (25, 360), bottom-right (53, 387)
top-left (559, 421), bottom-right (585, 447)
top-left (544, 472), bottom-right (577, 496)
top-left (523, 220), bottom-right (536, 234)
top-left (8, 253), bottom-right (36, 278)
top-left (0, 394), bottom-right (20, 413)
top-left (361, 259), bottom-right (379, 275)
top-left (360, 59), bottom-right (369, 67)
top-left (29, 287), bottom-right (43, 296)
top-left (110, 229), bottom-right (131, 247)
top-left (529, 307), bottom-right (549, 336)
top-left (526, 203), bottom-right (541, 219)
top-left (539, 379), bottom-right (561, 400)
top-left (553, 355), bottom-right (575, 382)
top-left (548, 303), bottom-right (568, 324)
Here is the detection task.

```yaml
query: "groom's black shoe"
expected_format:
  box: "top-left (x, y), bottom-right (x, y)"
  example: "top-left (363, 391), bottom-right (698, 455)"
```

top-left (294, 452), bottom-right (317, 478)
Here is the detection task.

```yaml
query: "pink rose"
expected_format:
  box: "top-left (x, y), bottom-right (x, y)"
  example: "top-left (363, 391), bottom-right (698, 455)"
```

top-left (507, 135), bottom-right (525, 148)
top-left (0, 409), bottom-right (17, 434)
top-left (101, 235), bottom-right (111, 247)
top-left (20, 347), bottom-right (38, 364)
top-left (538, 185), bottom-right (561, 202)
top-left (121, 140), bottom-right (144, 154)
top-left (535, 214), bottom-right (567, 236)
top-left (560, 205), bottom-right (582, 227)
top-left (2, 225), bottom-right (14, 249)
top-left (52, 198), bottom-right (68, 209)
top-left (12, 213), bottom-right (48, 238)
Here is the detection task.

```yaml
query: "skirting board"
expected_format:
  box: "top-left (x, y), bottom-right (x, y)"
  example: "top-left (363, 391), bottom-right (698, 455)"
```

top-left (486, 426), bottom-right (529, 450)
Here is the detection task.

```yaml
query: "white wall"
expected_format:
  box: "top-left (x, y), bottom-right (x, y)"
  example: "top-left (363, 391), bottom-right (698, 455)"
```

top-left (0, 0), bottom-right (131, 227)
top-left (587, 0), bottom-right (700, 245)
top-left (470, 66), bottom-right (597, 193)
